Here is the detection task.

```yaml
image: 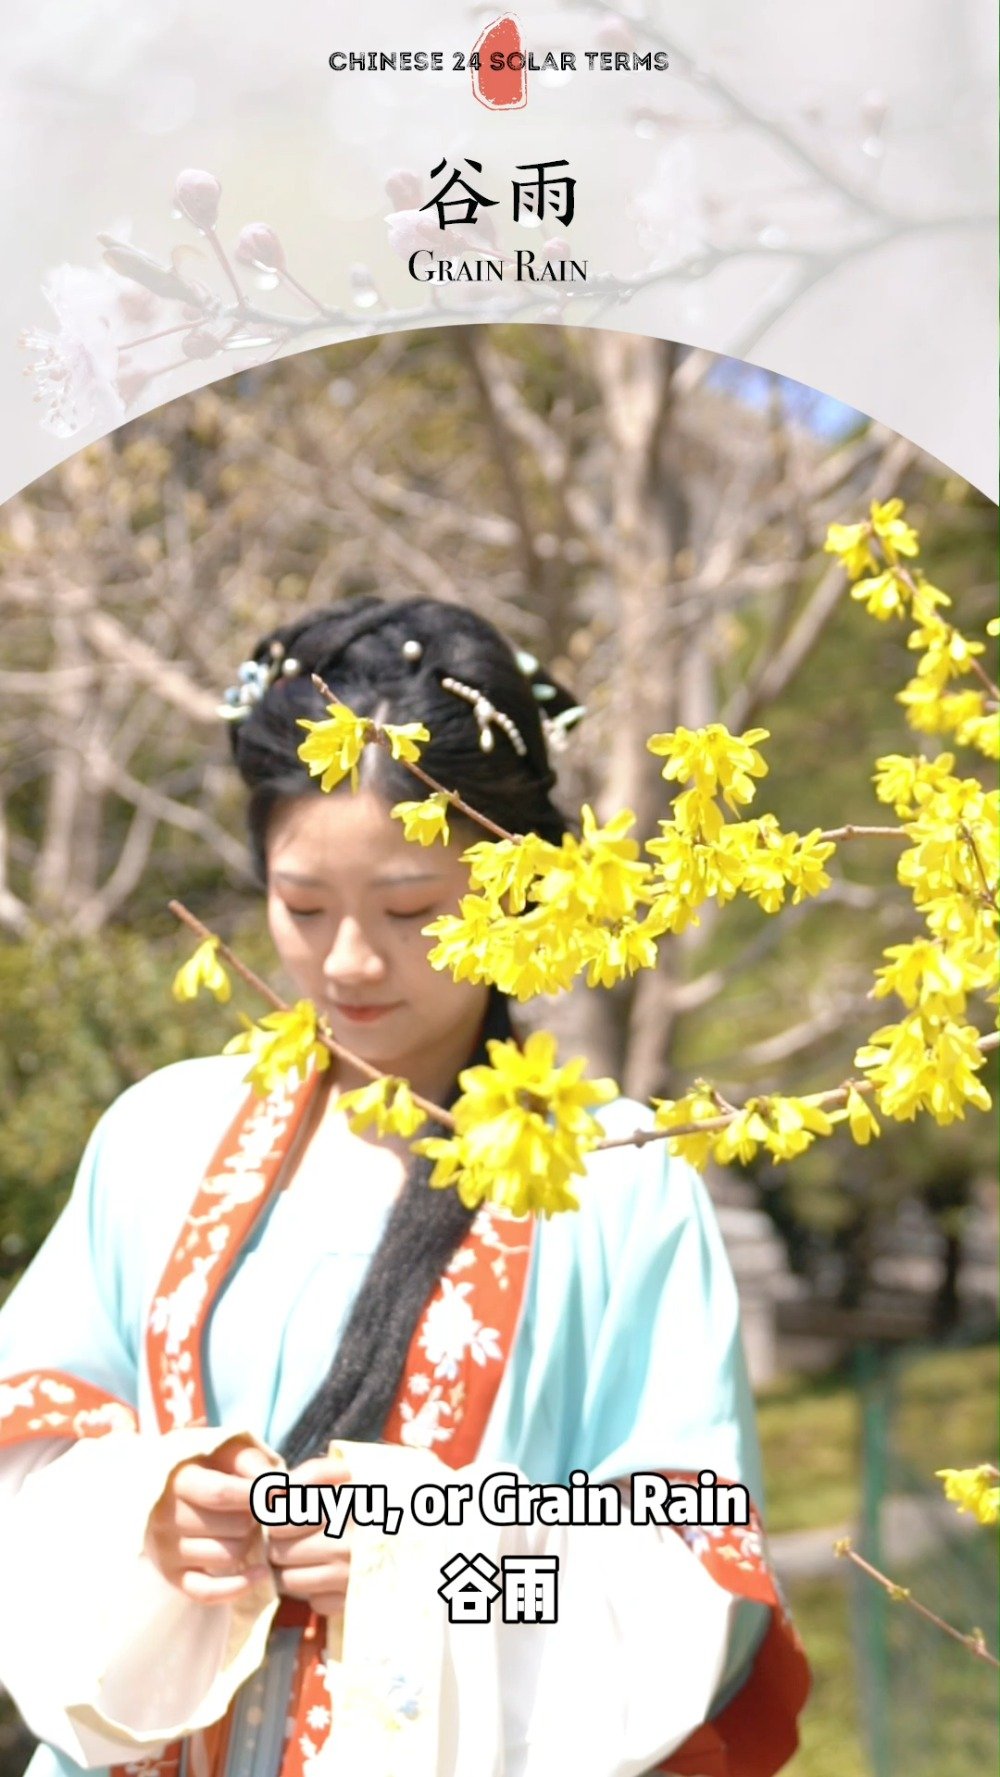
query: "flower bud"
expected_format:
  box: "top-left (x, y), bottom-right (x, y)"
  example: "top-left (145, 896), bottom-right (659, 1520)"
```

top-left (385, 208), bottom-right (441, 261)
top-left (384, 168), bottom-right (421, 209)
top-left (235, 222), bottom-right (287, 273)
top-left (350, 264), bottom-right (379, 309)
top-left (174, 168), bottom-right (222, 232)
top-left (182, 328), bottom-right (220, 359)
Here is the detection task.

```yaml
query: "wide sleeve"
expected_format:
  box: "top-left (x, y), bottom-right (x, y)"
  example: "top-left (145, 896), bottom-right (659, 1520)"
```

top-left (480, 1107), bottom-right (777, 1772)
top-left (0, 1102), bottom-right (144, 1405)
top-left (0, 1077), bottom-right (280, 1770)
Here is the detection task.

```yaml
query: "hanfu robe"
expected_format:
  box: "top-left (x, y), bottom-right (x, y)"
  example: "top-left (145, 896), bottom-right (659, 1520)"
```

top-left (0, 1055), bottom-right (809, 1777)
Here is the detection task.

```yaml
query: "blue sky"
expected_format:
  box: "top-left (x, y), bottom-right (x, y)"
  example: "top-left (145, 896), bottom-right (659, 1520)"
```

top-left (708, 357), bottom-right (865, 440)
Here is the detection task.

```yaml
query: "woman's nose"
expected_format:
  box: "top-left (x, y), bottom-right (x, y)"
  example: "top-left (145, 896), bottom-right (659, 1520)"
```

top-left (322, 918), bottom-right (386, 985)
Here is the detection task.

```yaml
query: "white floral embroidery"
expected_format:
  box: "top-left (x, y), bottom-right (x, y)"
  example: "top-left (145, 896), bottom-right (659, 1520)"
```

top-left (736, 1528), bottom-right (763, 1561)
top-left (418, 1279), bottom-right (501, 1381)
top-left (407, 1373), bottom-right (431, 1396)
top-left (397, 1395), bottom-right (453, 1449)
top-left (72, 1402), bottom-right (137, 1436)
top-left (187, 1086), bottom-right (300, 1225)
top-left (148, 1255), bottom-right (219, 1356)
top-left (305, 1705), bottom-right (330, 1731)
top-left (161, 1369), bottom-right (196, 1429)
top-left (0, 1377), bottom-right (45, 1422)
top-left (37, 1378), bottom-right (76, 1403)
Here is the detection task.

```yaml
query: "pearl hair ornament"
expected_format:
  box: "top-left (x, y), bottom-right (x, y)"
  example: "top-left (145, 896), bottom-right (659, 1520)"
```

top-left (440, 675), bottom-right (529, 756)
top-left (217, 632), bottom-right (585, 758)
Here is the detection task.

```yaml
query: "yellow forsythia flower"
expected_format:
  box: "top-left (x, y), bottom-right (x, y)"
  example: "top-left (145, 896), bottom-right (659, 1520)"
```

top-left (824, 500), bottom-right (919, 580)
top-left (297, 704), bottom-right (373, 791)
top-left (936, 1466), bottom-right (1000, 1527)
top-left (869, 498), bottom-right (920, 563)
top-left (488, 905), bottom-right (586, 1000)
top-left (872, 939), bottom-right (974, 1019)
top-left (759, 1095), bottom-right (835, 1161)
top-left (843, 1086), bottom-right (880, 1145)
top-left (391, 792), bottom-right (452, 846)
top-left (223, 1000), bottom-right (331, 1095)
top-left (415, 1030), bottom-right (618, 1217)
top-left (651, 1083), bottom-right (720, 1170)
top-left (172, 938), bottom-right (231, 1004)
top-left (850, 569), bottom-right (909, 621)
top-left (381, 721), bottom-right (430, 763)
top-left (856, 1015), bottom-right (991, 1124)
top-left (647, 724), bottom-right (769, 814)
top-left (572, 805), bottom-right (652, 919)
top-left (740, 826), bottom-right (835, 913)
top-left (423, 895), bottom-right (498, 983)
top-left (873, 753), bottom-right (957, 818)
top-left (463, 834), bottom-right (559, 913)
top-left (713, 1103), bottom-right (773, 1166)
top-left (824, 519), bottom-right (877, 580)
top-left (578, 911), bottom-right (664, 989)
top-left (336, 1076), bottom-right (427, 1138)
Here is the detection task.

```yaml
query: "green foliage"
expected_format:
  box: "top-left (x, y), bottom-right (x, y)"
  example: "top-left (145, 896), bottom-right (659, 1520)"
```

top-left (761, 1348), bottom-right (999, 1775)
top-left (757, 1345), bottom-right (999, 1535)
top-left (0, 919), bottom-right (273, 1299)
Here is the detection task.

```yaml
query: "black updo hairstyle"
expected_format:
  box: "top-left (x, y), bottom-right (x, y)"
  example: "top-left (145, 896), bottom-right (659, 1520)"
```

top-left (228, 595), bottom-right (579, 1463)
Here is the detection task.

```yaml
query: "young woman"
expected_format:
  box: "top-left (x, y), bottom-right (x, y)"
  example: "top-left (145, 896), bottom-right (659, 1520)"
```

top-left (0, 597), bottom-right (808, 1777)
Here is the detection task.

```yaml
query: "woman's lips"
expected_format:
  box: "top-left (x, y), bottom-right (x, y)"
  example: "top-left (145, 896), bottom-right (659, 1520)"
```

top-left (329, 1002), bottom-right (400, 1023)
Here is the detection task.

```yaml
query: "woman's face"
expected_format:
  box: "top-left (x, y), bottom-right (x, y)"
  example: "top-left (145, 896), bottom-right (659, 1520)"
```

top-left (266, 788), bottom-right (490, 1104)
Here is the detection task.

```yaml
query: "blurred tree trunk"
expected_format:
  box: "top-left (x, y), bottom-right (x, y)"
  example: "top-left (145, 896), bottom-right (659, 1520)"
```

top-left (581, 335), bottom-right (694, 1094)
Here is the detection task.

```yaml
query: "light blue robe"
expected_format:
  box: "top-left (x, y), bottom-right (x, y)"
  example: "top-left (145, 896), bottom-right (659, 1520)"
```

top-left (0, 1056), bottom-right (771, 1777)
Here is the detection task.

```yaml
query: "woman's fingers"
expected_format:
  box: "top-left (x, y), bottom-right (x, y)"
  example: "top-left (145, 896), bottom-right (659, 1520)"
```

top-left (173, 1534), bottom-right (259, 1576)
top-left (176, 1566), bottom-right (272, 1605)
top-left (162, 1497), bottom-right (255, 1538)
top-left (209, 1437), bottom-right (277, 1481)
top-left (271, 1560), bottom-right (350, 1601)
top-left (171, 1460), bottom-right (258, 1517)
top-left (267, 1529), bottom-right (351, 1571)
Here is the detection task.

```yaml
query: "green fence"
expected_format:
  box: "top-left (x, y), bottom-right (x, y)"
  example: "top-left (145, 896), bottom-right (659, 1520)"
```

top-left (852, 1344), bottom-right (998, 1777)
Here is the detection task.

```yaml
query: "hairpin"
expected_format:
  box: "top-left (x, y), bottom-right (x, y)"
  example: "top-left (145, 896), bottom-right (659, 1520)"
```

top-left (440, 674), bottom-right (528, 756)
top-left (540, 705), bottom-right (588, 752)
top-left (218, 641), bottom-right (301, 722)
top-left (514, 648), bottom-right (587, 751)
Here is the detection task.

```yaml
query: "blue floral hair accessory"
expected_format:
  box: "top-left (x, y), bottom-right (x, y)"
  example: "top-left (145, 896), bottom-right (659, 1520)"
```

top-left (218, 641), bottom-right (301, 723)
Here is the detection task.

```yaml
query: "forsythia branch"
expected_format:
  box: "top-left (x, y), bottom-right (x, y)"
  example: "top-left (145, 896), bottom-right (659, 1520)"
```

top-left (834, 1538), bottom-right (1000, 1671)
top-left (168, 899), bottom-right (457, 1128)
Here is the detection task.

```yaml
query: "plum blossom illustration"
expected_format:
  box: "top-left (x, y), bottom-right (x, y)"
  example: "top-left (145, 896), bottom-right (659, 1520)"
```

top-left (21, 264), bottom-right (128, 439)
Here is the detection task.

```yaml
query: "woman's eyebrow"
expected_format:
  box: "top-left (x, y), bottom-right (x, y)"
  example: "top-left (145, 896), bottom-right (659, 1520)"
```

top-left (372, 871), bottom-right (448, 888)
top-left (271, 869), bottom-right (446, 888)
top-left (271, 870), bottom-right (327, 888)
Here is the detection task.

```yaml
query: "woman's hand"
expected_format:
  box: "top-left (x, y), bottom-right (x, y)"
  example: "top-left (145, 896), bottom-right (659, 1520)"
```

top-left (265, 1454), bottom-right (352, 1618)
top-left (145, 1435), bottom-right (275, 1604)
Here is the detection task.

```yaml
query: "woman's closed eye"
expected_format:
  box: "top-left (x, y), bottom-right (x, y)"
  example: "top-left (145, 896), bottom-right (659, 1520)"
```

top-left (385, 906), bottom-right (435, 922)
